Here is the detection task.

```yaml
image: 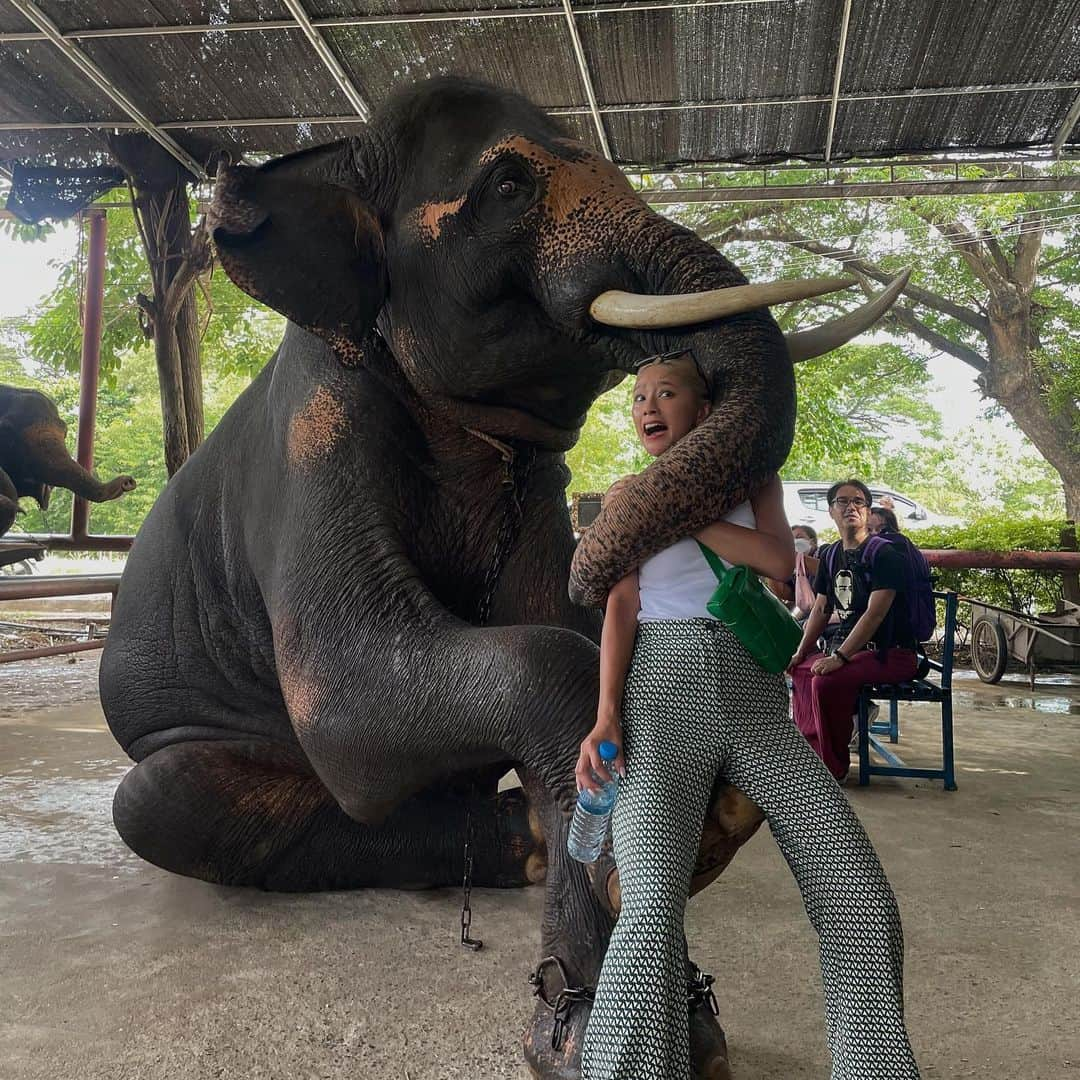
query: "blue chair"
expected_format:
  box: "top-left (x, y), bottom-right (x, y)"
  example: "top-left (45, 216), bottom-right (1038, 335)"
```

top-left (855, 590), bottom-right (958, 791)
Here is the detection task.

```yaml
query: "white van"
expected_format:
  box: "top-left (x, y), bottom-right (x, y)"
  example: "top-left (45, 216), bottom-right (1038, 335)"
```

top-left (782, 481), bottom-right (946, 534)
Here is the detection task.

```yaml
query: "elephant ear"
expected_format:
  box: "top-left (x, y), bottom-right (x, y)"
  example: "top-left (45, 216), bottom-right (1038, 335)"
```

top-left (209, 142), bottom-right (386, 365)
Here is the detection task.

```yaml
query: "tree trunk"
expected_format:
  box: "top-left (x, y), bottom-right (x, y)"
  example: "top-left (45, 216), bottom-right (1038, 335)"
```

top-left (152, 312), bottom-right (191, 477)
top-left (177, 287), bottom-right (204, 453)
top-left (982, 292), bottom-right (1080, 520)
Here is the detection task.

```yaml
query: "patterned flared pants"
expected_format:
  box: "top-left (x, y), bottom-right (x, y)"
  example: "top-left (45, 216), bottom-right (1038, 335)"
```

top-left (581, 619), bottom-right (921, 1080)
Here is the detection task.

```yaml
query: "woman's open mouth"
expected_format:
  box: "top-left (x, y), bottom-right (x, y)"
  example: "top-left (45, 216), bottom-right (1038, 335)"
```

top-left (642, 421), bottom-right (669, 443)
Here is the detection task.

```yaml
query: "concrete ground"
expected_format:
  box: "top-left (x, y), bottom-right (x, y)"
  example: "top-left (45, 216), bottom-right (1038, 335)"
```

top-left (1, 657), bottom-right (1078, 1080)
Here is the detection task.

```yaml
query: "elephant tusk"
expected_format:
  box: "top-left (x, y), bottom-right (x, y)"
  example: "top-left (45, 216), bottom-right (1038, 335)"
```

top-left (785, 269), bottom-right (911, 363)
top-left (589, 275), bottom-right (857, 329)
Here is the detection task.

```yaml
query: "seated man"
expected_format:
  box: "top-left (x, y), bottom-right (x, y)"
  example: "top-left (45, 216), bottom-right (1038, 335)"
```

top-left (787, 479), bottom-right (919, 780)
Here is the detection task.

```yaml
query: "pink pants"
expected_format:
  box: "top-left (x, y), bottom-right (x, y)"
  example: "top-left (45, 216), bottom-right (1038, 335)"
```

top-left (791, 647), bottom-right (919, 779)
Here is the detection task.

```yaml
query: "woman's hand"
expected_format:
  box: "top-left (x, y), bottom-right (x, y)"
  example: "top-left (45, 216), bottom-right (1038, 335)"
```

top-left (787, 647), bottom-right (808, 673)
top-left (810, 654), bottom-right (845, 676)
top-left (575, 717), bottom-right (626, 793)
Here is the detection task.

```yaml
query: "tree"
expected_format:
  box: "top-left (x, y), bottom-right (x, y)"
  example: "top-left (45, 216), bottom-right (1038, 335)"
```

top-left (670, 178), bottom-right (1080, 515)
top-left (18, 198), bottom-right (278, 465)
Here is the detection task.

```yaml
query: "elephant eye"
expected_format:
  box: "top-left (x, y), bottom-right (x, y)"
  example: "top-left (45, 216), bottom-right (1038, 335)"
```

top-left (497, 178), bottom-right (518, 197)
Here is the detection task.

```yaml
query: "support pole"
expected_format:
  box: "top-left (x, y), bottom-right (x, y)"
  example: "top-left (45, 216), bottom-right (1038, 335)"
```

top-left (71, 209), bottom-right (106, 541)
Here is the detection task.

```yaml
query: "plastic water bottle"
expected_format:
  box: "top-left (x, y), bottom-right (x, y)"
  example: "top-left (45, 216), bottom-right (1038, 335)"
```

top-left (567, 740), bottom-right (621, 863)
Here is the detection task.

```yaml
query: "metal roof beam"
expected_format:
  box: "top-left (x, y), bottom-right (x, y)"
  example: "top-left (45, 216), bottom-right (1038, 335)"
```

top-left (4, 0), bottom-right (207, 179)
top-left (1052, 91), bottom-right (1080, 156)
top-left (823, 0), bottom-right (852, 164)
top-left (3, 82), bottom-right (1079, 138)
top-left (3, 79), bottom-right (1075, 130)
top-left (560, 0), bottom-right (612, 158)
top-left (643, 176), bottom-right (1080, 203)
top-left (0, 1), bottom-right (788, 42)
top-left (279, 0), bottom-right (370, 122)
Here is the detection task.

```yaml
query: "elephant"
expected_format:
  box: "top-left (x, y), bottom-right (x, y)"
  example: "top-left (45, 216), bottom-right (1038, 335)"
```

top-left (99, 77), bottom-right (906, 1079)
top-left (0, 383), bottom-right (136, 537)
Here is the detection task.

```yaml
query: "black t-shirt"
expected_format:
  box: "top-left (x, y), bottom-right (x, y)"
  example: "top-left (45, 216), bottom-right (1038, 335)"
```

top-left (812, 539), bottom-right (915, 651)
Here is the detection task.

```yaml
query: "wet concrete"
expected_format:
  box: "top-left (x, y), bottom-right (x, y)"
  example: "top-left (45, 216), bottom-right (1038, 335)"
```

top-left (1, 664), bottom-right (1078, 1079)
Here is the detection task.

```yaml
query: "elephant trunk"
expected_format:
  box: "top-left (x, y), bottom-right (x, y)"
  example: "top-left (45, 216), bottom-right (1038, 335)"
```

top-left (570, 225), bottom-right (795, 606)
top-left (26, 428), bottom-right (136, 504)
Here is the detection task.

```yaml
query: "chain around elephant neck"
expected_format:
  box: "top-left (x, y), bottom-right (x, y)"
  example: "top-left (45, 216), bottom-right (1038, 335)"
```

top-left (464, 426), bottom-right (535, 628)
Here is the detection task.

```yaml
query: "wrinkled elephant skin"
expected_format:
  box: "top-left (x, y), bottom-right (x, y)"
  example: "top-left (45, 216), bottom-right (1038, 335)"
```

top-left (0, 384), bottom-right (136, 536)
top-left (101, 79), bottom-right (895, 1079)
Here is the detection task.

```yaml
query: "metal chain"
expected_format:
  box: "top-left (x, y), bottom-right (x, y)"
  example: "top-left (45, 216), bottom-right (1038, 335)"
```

top-left (460, 807), bottom-right (482, 951)
top-left (459, 433), bottom-right (535, 950)
top-left (528, 957), bottom-right (719, 1050)
top-left (686, 964), bottom-right (720, 1016)
top-left (476, 441), bottom-right (535, 627)
top-left (529, 956), bottom-right (596, 1050)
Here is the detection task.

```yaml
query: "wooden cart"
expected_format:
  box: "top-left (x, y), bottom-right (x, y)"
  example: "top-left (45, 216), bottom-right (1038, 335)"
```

top-left (968, 598), bottom-right (1080, 688)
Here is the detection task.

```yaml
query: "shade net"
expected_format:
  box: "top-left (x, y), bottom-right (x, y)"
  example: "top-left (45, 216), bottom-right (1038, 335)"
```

top-left (5, 164), bottom-right (125, 224)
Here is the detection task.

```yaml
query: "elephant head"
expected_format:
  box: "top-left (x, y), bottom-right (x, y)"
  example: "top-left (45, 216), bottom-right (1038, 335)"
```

top-left (0, 384), bottom-right (136, 538)
top-left (208, 77), bottom-right (905, 599)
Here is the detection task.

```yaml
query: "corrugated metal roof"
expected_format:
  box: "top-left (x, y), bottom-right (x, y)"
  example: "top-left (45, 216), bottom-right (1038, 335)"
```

top-left (1, 0), bottom-right (1078, 172)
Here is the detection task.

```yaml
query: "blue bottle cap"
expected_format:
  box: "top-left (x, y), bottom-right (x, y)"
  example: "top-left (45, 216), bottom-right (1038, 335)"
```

top-left (598, 740), bottom-right (619, 761)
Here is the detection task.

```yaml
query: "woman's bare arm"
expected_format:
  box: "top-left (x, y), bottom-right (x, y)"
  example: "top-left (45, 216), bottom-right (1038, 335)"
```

top-left (576, 570), bottom-right (637, 792)
top-left (693, 475), bottom-right (796, 581)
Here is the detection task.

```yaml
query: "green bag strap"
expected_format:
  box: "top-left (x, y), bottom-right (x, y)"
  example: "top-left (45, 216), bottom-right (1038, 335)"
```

top-left (695, 539), bottom-right (731, 583)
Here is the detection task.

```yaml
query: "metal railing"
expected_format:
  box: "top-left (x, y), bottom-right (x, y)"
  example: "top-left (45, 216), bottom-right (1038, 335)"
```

top-left (0, 573), bottom-right (119, 664)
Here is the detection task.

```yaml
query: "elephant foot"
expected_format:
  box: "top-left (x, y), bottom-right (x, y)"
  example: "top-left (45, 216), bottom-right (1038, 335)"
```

top-left (489, 785), bottom-right (547, 887)
top-left (523, 957), bottom-right (733, 1080)
top-left (524, 995), bottom-right (589, 1080)
top-left (689, 994), bottom-right (734, 1080)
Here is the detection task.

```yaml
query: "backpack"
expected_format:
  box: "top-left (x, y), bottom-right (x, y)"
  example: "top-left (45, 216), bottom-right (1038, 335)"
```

top-left (823, 534), bottom-right (936, 644)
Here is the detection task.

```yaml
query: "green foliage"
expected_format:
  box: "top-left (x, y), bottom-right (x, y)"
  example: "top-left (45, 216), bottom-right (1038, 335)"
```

top-left (6, 345), bottom-right (251, 537)
top-left (22, 201), bottom-right (283, 383)
top-left (663, 186), bottom-right (1080, 510)
top-left (566, 377), bottom-right (651, 494)
top-left (915, 517), bottom-right (1071, 617)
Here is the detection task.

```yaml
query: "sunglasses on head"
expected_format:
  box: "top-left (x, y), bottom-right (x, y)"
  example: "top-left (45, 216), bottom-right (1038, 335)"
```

top-left (634, 349), bottom-right (711, 396)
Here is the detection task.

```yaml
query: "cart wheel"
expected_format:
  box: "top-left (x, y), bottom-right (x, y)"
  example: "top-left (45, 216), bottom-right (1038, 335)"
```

top-left (972, 617), bottom-right (1007, 683)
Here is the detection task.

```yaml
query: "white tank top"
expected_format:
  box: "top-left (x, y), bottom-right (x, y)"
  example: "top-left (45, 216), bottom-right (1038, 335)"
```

top-left (637, 500), bottom-right (756, 623)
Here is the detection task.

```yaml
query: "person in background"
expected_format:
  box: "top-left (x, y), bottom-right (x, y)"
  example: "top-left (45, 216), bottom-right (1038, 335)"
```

top-left (768, 524), bottom-right (818, 615)
top-left (788, 480), bottom-right (919, 781)
top-left (869, 505), bottom-right (901, 536)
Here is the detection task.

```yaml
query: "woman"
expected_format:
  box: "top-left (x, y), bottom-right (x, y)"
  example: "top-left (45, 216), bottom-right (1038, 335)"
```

top-left (576, 351), bottom-right (921, 1080)
top-left (768, 524), bottom-right (819, 615)
top-left (870, 504), bottom-right (901, 536)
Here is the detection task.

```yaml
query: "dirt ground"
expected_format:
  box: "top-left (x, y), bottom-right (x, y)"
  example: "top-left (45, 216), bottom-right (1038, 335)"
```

top-left (1, 658), bottom-right (1078, 1080)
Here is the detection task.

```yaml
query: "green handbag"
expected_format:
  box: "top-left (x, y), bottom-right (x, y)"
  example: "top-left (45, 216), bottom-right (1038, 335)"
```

top-left (695, 541), bottom-right (803, 674)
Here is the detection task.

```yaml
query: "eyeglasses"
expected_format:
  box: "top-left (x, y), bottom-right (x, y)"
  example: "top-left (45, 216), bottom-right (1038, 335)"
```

top-left (634, 348), bottom-right (711, 396)
top-left (830, 496), bottom-right (869, 509)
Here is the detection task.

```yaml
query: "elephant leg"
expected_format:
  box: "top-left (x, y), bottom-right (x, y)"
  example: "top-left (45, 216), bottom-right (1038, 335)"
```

top-left (0, 466), bottom-right (19, 536)
top-left (112, 737), bottom-right (539, 891)
top-left (20, 425), bottom-right (134, 502)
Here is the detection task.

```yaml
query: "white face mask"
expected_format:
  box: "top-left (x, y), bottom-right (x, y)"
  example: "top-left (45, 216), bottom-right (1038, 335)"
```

top-left (793, 537), bottom-right (813, 554)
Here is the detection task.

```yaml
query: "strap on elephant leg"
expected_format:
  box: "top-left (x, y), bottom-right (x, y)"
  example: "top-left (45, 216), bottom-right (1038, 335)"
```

top-left (529, 955), bottom-right (596, 1050)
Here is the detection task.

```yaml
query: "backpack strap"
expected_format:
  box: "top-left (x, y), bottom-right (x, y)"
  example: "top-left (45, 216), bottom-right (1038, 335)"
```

top-left (823, 540), bottom-right (841, 579)
top-left (862, 534), bottom-right (890, 566)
